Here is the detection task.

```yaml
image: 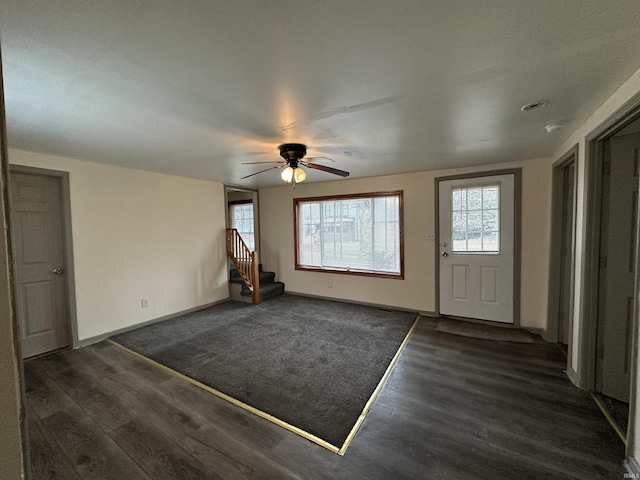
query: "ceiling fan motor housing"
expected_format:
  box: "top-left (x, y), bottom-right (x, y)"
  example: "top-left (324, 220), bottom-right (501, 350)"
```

top-left (278, 143), bottom-right (307, 163)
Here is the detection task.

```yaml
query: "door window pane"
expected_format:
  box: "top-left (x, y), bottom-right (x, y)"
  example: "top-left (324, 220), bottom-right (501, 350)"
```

top-left (451, 185), bottom-right (500, 253)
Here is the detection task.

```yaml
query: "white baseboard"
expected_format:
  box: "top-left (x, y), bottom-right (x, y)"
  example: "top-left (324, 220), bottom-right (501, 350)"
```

top-left (565, 366), bottom-right (580, 388)
top-left (78, 297), bottom-right (230, 347)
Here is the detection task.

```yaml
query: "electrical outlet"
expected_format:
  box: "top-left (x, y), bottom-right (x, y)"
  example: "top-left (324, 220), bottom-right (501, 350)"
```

top-left (328, 280), bottom-right (333, 288)
top-left (141, 298), bottom-right (149, 308)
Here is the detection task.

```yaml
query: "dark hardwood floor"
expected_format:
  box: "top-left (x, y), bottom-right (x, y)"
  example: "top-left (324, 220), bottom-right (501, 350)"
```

top-left (24, 317), bottom-right (626, 479)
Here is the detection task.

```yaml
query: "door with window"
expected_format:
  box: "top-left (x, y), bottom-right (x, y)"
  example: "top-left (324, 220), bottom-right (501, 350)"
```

top-left (438, 173), bottom-right (516, 324)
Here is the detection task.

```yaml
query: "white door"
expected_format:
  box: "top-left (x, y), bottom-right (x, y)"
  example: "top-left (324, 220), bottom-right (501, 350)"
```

top-left (601, 132), bottom-right (640, 402)
top-left (438, 174), bottom-right (515, 323)
top-left (10, 172), bottom-right (70, 358)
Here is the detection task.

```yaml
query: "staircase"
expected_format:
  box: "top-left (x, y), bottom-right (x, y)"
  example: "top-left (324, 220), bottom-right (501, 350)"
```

top-left (226, 228), bottom-right (284, 304)
top-left (229, 264), bottom-right (285, 303)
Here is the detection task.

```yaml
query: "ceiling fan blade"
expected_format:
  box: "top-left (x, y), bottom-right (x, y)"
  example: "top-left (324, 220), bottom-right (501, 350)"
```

top-left (241, 161), bottom-right (284, 165)
top-left (305, 156), bottom-right (335, 163)
top-left (240, 165), bottom-right (282, 179)
top-left (303, 162), bottom-right (350, 177)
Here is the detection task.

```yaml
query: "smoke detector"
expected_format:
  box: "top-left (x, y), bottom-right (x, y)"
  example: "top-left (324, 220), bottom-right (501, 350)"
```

top-left (545, 122), bottom-right (566, 133)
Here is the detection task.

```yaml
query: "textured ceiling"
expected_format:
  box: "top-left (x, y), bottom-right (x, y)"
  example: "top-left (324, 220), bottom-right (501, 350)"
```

top-left (2, 1), bottom-right (640, 187)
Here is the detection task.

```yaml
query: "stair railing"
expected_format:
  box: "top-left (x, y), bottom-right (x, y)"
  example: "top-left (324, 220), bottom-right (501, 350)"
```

top-left (226, 228), bottom-right (260, 304)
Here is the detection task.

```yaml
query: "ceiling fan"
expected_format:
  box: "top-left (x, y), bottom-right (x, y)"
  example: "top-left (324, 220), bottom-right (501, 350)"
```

top-left (241, 143), bottom-right (350, 185)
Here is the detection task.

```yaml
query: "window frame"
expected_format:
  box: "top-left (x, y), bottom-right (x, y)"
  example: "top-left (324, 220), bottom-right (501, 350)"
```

top-left (228, 199), bottom-right (255, 251)
top-left (294, 191), bottom-right (404, 279)
top-left (450, 183), bottom-right (501, 254)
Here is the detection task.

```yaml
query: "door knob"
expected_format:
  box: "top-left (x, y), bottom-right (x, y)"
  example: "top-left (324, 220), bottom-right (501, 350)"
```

top-left (53, 268), bottom-right (64, 274)
top-left (441, 251), bottom-right (448, 257)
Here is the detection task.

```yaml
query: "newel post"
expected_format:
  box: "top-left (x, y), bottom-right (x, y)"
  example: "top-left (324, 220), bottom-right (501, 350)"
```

top-left (251, 250), bottom-right (260, 305)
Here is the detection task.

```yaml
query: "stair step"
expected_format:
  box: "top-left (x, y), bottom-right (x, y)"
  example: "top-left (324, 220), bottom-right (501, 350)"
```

top-left (240, 281), bottom-right (285, 301)
top-left (229, 264), bottom-right (284, 303)
top-left (230, 270), bottom-right (275, 285)
top-left (230, 264), bottom-right (263, 281)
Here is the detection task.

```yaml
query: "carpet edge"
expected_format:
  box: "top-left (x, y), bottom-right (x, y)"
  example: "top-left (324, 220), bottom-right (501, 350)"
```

top-left (338, 314), bottom-right (421, 455)
top-left (105, 338), bottom-right (341, 454)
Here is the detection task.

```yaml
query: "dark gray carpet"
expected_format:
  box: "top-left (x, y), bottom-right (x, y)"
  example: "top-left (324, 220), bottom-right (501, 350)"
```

top-left (110, 295), bottom-right (416, 449)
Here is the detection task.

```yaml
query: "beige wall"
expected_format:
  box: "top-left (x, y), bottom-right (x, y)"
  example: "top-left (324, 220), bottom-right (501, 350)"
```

top-left (550, 66), bottom-right (640, 464)
top-left (259, 156), bottom-right (551, 330)
top-left (10, 149), bottom-right (229, 341)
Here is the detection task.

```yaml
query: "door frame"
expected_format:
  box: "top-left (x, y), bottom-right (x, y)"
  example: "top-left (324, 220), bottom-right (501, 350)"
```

top-left (546, 145), bottom-right (578, 354)
top-left (435, 168), bottom-right (522, 326)
top-left (224, 185), bottom-right (260, 253)
top-left (9, 165), bottom-right (79, 351)
top-left (580, 91), bottom-right (640, 457)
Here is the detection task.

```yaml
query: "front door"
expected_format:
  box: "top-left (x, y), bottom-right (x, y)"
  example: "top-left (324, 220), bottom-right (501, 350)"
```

top-left (438, 173), bottom-right (516, 324)
top-left (600, 131), bottom-right (640, 402)
top-left (10, 172), bottom-right (70, 358)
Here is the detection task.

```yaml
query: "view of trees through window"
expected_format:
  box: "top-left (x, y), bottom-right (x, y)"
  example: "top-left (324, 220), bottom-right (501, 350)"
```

top-left (451, 185), bottom-right (500, 253)
top-left (296, 192), bottom-right (402, 275)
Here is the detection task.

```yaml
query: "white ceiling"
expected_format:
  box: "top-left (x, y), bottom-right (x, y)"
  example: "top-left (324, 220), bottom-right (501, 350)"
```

top-left (2, 1), bottom-right (640, 188)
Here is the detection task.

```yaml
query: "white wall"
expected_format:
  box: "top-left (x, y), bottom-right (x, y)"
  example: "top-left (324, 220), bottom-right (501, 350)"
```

top-left (259, 156), bottom-right (552, 330)
top-left (10, 149), bottom-right (229, 341)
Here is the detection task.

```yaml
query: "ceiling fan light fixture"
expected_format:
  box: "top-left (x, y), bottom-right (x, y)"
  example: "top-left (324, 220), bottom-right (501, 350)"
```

top-left (281, 166), bottom-right (294, 183)
top-left (293, 167), bottom-right (306, 183)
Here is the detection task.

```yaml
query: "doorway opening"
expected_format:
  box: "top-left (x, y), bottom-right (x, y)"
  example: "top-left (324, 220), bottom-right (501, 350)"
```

top-left (225, 186), bottom-right (259, 253)
top-left (582, 96), bottom-right (640, 449)
top-left (547, 145), bottom-right (578, 360)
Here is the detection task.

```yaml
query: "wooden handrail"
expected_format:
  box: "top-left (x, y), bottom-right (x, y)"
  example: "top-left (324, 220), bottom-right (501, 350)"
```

top-left (226, 228), bottom-right (260, 304)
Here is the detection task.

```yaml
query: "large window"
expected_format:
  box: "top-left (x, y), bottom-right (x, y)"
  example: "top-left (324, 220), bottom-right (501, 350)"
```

top-left (295, 191), bottom-right (403, 278)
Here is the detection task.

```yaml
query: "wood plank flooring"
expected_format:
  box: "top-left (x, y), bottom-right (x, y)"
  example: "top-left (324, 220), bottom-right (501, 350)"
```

top-left (24, 317), bottom-right (626, 479)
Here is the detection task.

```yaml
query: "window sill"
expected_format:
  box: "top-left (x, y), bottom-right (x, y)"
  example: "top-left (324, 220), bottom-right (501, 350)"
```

top-left (295, 265), bottom-right (404, 280)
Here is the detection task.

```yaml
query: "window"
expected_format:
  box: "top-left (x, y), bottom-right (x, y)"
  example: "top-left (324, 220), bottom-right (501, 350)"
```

top-left (451, 184), bottom-right (499, 253)
top-left (295, 191), bottom-right (403, 278)
top-left (229, 201), bottom-right (255, 251)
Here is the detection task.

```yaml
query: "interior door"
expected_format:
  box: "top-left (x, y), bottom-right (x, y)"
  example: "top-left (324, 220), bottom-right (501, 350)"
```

top-left (10, 172), bottom-right (70, 358)
top-left (600, 131), bottom-right (640, 402)
top-left (438, 173), bottom-right (515, 324)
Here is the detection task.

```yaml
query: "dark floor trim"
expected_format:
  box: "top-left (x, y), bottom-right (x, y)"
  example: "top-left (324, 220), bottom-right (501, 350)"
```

top-left (79, 298), bottom-right (230, 347)
top-left (284, 290), bottom-right (435, 317)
